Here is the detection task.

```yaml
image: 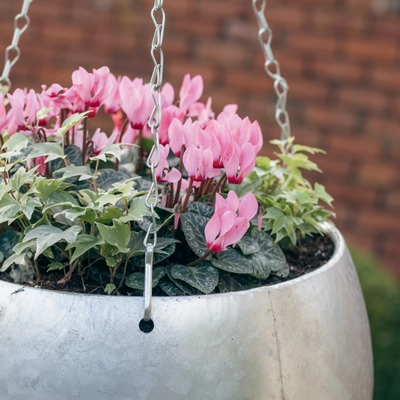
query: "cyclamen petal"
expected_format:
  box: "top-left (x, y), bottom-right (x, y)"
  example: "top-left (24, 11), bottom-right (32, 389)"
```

top-left (238, 193), bottom-right (259, 221)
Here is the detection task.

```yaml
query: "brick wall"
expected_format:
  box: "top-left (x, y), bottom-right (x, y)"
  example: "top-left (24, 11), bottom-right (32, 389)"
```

top-left (0, 0), bottom-right (399, 277)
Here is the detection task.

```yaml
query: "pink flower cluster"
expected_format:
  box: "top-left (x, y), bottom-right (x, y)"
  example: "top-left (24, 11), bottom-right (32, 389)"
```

top-left (0, 66), bottom-right (263, 253)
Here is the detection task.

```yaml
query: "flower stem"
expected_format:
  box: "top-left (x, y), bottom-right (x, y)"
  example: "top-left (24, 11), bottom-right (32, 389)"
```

top-left (187, 250), bottom-right (212, 266)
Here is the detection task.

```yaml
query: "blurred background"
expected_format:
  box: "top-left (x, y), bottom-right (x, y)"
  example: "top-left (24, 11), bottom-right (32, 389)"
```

top-left (0, 0), bottom-right (399, 398)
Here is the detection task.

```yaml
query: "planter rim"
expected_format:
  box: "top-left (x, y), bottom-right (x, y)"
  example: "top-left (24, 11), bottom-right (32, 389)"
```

top-left (0, 223), bottom-right (342, 300)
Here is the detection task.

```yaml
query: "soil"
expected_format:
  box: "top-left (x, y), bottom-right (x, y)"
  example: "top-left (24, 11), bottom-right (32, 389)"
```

top-left (0, 233), bottom-right (334, 296)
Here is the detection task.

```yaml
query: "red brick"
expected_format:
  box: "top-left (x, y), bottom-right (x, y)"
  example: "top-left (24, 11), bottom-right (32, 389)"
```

top-left (357, 209), bottom-right (400, 235)
top-left (326, 135), bottom-right (381, 160)
top-left (370, 67), bottom-right (400, 91)
top-left (304, 106), bottom-right (357, 130)
top-left (345, 38), bottom-right (398, 63)
top-left (328, 184), bottom-right (377, 207)
top-left (337, 87), bottom-right (387, 113)
top-left (288, 34), bottom-right (339, 57)
top-left (358, 163), bottom-right (399, 188)
top-left (315, 59), bottom-right (363, 84)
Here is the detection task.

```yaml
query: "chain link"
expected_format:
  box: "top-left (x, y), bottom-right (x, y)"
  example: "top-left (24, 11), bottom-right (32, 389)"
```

top-left (0, 0), bottom-right (33, 93)
top-left (143, 0), bottom-right (165, 323)
top-left (252, 0), bottom-right (292, 144)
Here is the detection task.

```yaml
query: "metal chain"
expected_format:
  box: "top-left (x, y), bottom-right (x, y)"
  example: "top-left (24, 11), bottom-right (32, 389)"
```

top-left (0, 0), bottom-right (33, 93)
top-left (143, 0), bottom-right (165, 323)
top-left (252, 0), bottom-right (292, 144)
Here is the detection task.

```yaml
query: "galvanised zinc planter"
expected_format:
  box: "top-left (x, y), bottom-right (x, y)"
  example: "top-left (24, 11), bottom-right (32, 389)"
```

top-left (0, 226), bottom-right (373, 400)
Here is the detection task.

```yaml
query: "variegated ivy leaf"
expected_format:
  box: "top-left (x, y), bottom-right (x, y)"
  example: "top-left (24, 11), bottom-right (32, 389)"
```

top-left (36, 107), bottom-right (51, 121)
top-left (171, 262), bottom-right (219, 294)
top-left (35, 179), bottom-right (73, 200)
top-left (90, 144), bottom-right (123, 163)
top-left (119, 196), bottom-right (153, 223)
top-left (66, 234), bottom-right (104, 264)
top-left (125, 267), bottom-right (167, 290)
top-left (55, 112), bottom-right (88, 138)
top-left (55, 165), bottom-right (93, 181)
top-left (27, 142), bottom-right (66, 163)
top-left (95, 219), bottom-right (130, 253)
top-left (314, 183), bottom-right (334, 207)
top-left (47, 262), bottom-right (65, 272)
top-left (23, 225), bottom-right (82, 259)
top-left (1, 132), bottom-right (29, 153)
top-left (10, 167), bottom-right (37, 192)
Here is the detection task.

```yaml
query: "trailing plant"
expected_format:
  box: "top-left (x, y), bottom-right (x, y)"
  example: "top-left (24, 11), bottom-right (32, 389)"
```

top-left (238, 137), bottom-right (334, 247)
top-left (0, 66), bottom-right (333, 296)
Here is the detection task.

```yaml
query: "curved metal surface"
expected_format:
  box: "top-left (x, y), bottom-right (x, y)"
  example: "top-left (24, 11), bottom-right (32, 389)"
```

top-left (0, 228), bottom-right (373, 400)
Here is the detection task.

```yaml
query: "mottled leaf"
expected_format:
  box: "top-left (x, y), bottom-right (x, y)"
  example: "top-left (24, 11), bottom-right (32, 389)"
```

top-left (237, 235), bottom-right (260, 255)
top-left (125, 267), bottom-right (167, 290)
top-left (186, 202), bottom-right (214, 218)
top-left (211, 247), bottom-right (253, 274)
top-left (171, 262), bottom-right (218, 294)
top-left (180, 212), bottom-right (210, 258)
top-left (0, 230), bottom-right (20, 259)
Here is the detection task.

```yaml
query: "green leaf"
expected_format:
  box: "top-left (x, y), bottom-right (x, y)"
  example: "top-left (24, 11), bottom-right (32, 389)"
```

top-left (125, 267), bottom-right (167, 290)
top-left (95, 219), bottom-right (130, 253)
top-left (171, 262), bottom-right (218, 294)
top-left (180, 212), bottom-right (210, 258)
top-left (119, 196), bottom-right (153, 223)
top-left (0, 231), bottom-right (20, 258)
top-left (211, 247), bottom-right (254, 274)
top-left (47, 262), bottom-right (65, 272)
top-left (95, 193), bottom-right (124, 208)
top-left (28, 143), bottom-right (65, 163)
top-left (23, 225), bottom-right (81, 259)
top-left (66, 234), bottom-right (104, 264)
top-left (237, 235), bottom-right (260, 255)
top-left (55, 112), bottom-right (88, 137)
top-left (256, 156), bottom-right (271, 170)
top-left (104, 283), bottom-right (117, 295)
top-left (314, 183), bottom-right (334, 207)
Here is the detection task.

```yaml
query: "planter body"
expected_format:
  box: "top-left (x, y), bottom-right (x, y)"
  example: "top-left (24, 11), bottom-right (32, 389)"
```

top-left (0, 228), bottom-right (373, 400)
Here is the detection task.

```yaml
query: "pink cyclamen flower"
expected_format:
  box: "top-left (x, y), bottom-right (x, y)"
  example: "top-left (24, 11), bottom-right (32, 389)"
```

top-left (183, 145), bottom-right (220, 182)
top-left (119, 76), bottom-right (153, 130)
top-left (39, 84), bottom-right (72, 119)
top-left (0, 95), bottom-right (8, 132)
top-left (179, 74), bottom-right (204, 112)
top-left (152, 144), bottom-right (182, 184)
top-left (205, 191), bottom-right (258, 253)
top-left (7, 88), bottom-right (40, 135)
top-left (66, 66), bottom-right (110, 114)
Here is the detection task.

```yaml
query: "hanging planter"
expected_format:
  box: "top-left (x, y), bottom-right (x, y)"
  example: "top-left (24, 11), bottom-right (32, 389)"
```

top-left (0, 0), bottom-right (373, 399)
top-left (0, 227), bottom-right (373, 400)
